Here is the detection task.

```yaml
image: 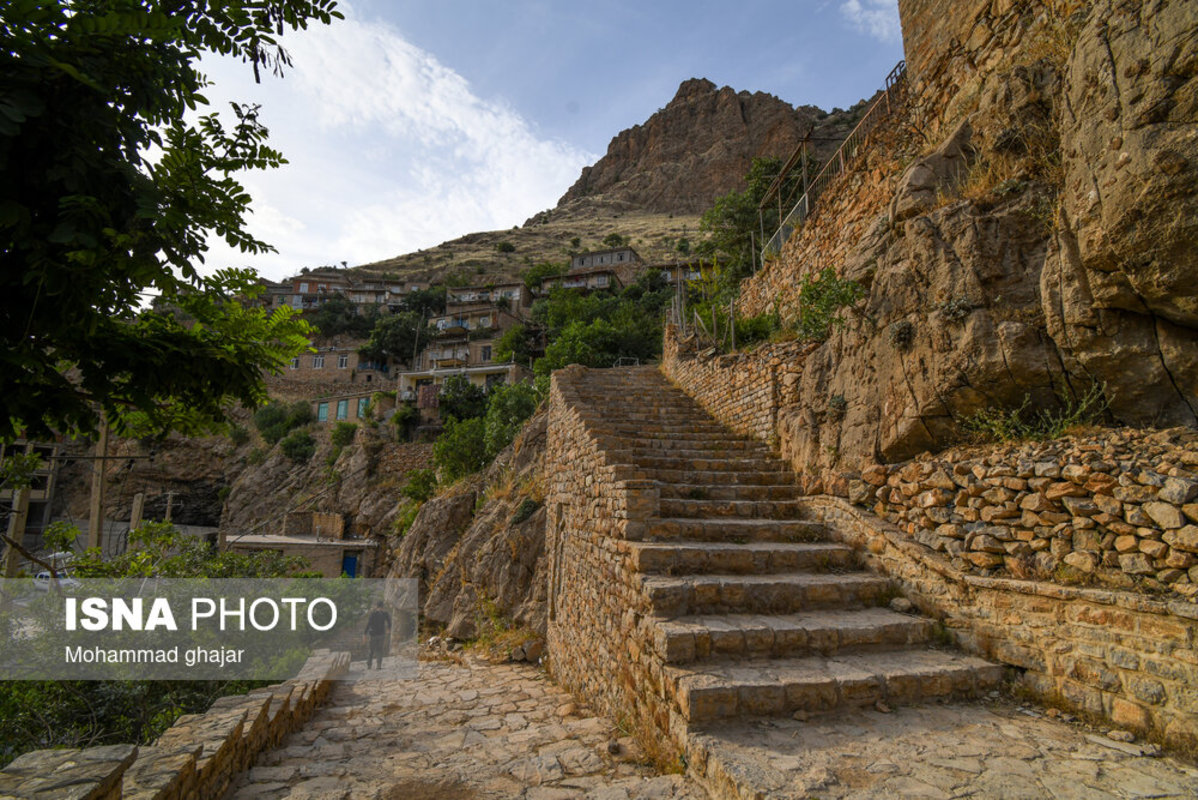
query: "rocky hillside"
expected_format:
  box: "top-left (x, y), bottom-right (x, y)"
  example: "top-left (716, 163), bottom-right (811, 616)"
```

top-left (355, 78), bottom-right (868, 284)
top-left (558, 77), bottom-right (863, 214)
top-left (735, 0), bottom-right (1197, 480)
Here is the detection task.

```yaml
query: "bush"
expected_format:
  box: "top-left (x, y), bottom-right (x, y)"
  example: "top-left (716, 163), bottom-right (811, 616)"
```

top-left (330, 422), bottom-right (357, 448)
top-left (735, 311), bottom-right (781, 349)
top-left (254, 400), bottom-right (314, 445)
top-left (511, 497), bottom-right (540, 525)
top-left (279, 430), bottom-right (316, 462)
top-left (795, 268), bottom-right (865, 341)
top-left (961, 384), bottom-right (1107, 442)
top-left (401, 468), bottom-right (437, 503)
top-left (495, 240), bottom-right (515, 253)
top-left (440, 375), bottom-right (487, 422)
top-left (392, 403), bottom-right (418, 442)
top-left (433, 417), bottom-right (487, 482)
top-left (228, 424), bottom-right (250, 446)
top-left (484, 382), bottom-right (539, 458)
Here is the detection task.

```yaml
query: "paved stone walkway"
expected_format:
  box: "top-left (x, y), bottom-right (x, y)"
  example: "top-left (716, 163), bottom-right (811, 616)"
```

top-left (228, 656), bottom-right (1198, 800)
top-left (691, 698), bottom-right (1198, 799)
top-left (227, 656), bottom-right (704, 800)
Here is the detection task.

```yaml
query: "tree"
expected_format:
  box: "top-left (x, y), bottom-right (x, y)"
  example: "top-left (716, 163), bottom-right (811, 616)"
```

top-left (310, 294), bottom-right (377, 338)
top-left (483, 382), bottom-right (539, 458)
top-left (359, 311), bottom-right (433, 367)
top-left (521, 260), bottom-right (566, 290)
top-left (432, 416), bottom-right (486, 482)
top-left (493, 323), bottom-right (535, 365)
top-left (438, 375), bottom-right (487, 422)
top-left (0, 0), bottom-right (342, 441)
top-left (399, 285), bottom-right (446, 317)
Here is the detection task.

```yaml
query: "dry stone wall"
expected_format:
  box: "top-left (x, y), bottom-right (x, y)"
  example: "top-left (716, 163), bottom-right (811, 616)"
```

top-left (852, 427), bottom-right (1198, 601)
top-left (661, 326), bottom-right (812, 445)
top-left (0, 650), bottom-right (348, 800)
top-left (806, 496), bottom-right (1198, 752)
top-left (544, 368), bottom-right (676, 744)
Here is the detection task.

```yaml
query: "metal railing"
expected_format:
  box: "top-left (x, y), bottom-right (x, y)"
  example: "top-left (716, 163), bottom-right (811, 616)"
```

top-left (762, 61), bottom-right (908, 260)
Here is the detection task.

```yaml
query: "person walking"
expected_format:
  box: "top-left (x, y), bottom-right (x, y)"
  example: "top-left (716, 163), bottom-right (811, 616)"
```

top-left (364, 600), bottom-right (392, 669)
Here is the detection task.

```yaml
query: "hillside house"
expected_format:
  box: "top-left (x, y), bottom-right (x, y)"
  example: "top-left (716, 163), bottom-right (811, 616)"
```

top-left (539, 265), bottom-right (625, 294)
top-left (284, 342), bottom-right (389, 385)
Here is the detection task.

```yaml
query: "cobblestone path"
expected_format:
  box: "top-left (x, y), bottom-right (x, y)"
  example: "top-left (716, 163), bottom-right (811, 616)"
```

top-left (226, 655), bottom-right (1198, 800)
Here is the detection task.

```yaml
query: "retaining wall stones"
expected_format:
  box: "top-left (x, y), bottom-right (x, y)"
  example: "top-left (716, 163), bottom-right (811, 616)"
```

top-left (0, 650), bottom-right (349, 800)
top-left (806, 495), bottom-right (1198, 752)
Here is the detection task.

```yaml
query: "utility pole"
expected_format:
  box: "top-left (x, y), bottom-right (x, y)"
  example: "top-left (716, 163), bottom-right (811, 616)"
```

top-left (87, 417), bottom-right (108, 551)
top-left (164, 491), bottom-right (174, 523)
top-left (3, 487), bottom-right (30, 578)
top-left (129, 492), bottom-right (145, 531)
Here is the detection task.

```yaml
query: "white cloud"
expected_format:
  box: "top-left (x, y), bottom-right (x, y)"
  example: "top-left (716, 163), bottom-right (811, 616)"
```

top-left (194, 11), bottom-right (594, 281)
top-left (840, 0), bottom-right (902, 43)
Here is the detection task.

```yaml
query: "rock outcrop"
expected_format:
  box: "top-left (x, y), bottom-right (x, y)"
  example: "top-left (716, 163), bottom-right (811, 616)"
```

top-left (735, 0), bottom-right (1197, 479)
top-left (389, 411), bottom-right (548, 639)
top-left (557, 78), bottom-right (863, 214)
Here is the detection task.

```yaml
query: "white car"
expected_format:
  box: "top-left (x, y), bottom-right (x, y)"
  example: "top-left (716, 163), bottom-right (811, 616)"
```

top-left (32, 571), bottom-right (81, 591)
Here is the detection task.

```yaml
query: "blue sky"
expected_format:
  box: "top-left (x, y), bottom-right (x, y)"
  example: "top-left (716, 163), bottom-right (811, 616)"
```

top-left (198, 0), bottom-right (903, 281)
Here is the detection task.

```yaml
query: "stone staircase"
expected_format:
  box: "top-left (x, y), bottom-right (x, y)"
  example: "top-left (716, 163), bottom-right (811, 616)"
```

top-left (574, 366), bottom-right (1004, 727)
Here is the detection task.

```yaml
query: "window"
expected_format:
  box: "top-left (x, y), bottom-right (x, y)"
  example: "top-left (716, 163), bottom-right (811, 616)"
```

top-left (289, 357), bottom-right (299, 370)
top-left (336, 400), bottom-right (348, 420)
top-left (299, 282), bottom-right (308, 293)
top-left (357, 397), bottom-right (369, 418)
top-left (338, 354), bottom-right (349, 369)
top-left (480, 345), bottom-right (492, 362)
top-left (313, 355), bottom-right (325, 369)
top-left (317, 403), bottom-right (329, 421)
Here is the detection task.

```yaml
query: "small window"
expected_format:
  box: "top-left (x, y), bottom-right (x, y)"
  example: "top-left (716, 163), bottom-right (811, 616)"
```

top-left (317, 403), bottom-right (329, 422)
top-left (338, 354), bottom-right (349, 369)
top-left (357, 397), bottom-right (369, 418)
top-left (289, 357), bottom-right (299, 370)
top-left (299, 282), bottom-right (309, 293)
top-left (313, 355), bottom-right (325, 369)
top-left (481, 346), bottom-right (491, 362)
top-left (336, 400), bottom-right (348, 420)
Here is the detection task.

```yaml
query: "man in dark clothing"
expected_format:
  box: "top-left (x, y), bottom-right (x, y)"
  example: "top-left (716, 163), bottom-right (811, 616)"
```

top-left (364, 601), bottom-right (392, 669)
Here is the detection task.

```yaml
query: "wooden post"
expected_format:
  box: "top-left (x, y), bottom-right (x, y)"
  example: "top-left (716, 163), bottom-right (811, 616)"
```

top-left (87, 419), bottom-right (108, 551)
top-left (3, 487), bottom-right (29, 578)
top-left (164, 491), bottom-right (174, 523)
top-left (129, 492), bottom-right (145, 532)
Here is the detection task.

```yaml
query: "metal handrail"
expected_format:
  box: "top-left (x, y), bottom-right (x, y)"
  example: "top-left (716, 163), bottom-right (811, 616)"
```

top-left (762, 61), bottom-right (908, 260)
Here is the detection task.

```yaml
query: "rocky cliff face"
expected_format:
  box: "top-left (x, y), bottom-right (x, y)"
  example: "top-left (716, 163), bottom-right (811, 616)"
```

top-left (557, 78), bottom-right (862, 215)
top-left (736, 0), bottom-right (1197, 480)
top-left (388, 411), bottom-right (547, 639)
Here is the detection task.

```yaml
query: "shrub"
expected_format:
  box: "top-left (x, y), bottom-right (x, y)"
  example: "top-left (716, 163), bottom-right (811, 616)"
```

top-left (795, 267), bottom-right (865, 341)
top-left (484, 382), bottom-right (540, 458)
top-left (228, 424), bottom-right (250, 446)
top-left (330, 422), bottom-right (357, 448)
top-left (735, 311), bottom-right (781, 349)
top-left (940, 296), bottom-right (973, 323)
top-left (433, 417), bottom-right (487, 482)
top-left (254, 400), bottom-right (314, 445)
top-left (392, 403), bottom-right (419, 441)
top-left (440, 375), bottom-right (487, 422)
top-left (961, 384), bottom-right (1106, 442)
top-left (279, 430), bottom-right (316, 462)
top-left (247, 448), bottom-right (265, 465)
top-left (401, 468), bottom-right (437, 503)
top-left (511, 497), bottom-right (540, 525)
top-left (495, 240), bottom-right (515, 253)
top-left (887, 319), bottom-right (915, 350)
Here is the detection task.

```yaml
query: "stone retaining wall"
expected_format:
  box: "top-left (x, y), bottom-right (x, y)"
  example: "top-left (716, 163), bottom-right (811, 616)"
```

top-left (661, 325), bottom-right (812, 445)
top-left (850, 428), bottom-right (1198, 601)
top-left (806, 496), bottom-right (1198, 752)
top-left (0, 650), bottom-right (349, 799)
top-left (544, 368), bottom-right (675, 746)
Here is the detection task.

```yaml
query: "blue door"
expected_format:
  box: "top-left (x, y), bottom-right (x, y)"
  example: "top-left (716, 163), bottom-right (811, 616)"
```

top-left (341, 553), bottom-right (358, 578)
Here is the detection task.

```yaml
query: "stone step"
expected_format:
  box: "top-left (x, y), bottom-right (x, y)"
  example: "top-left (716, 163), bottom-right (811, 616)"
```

top-left (608, 436), bottom-right (769, 453)
top-left (646, 517), bottom-right (825, 543)
top-left (648, 467), bottom-right (795, 486)
top-left (658, 497), bottom-right (805, 520)
top-left (665, 650), bottom-right (1006, 722)
top-left (650, 608), bottom-right (933, 664)
top-left (657, 484), bottom-right (800, 502)
top-left (639, 572), bottom-right (890, 617)
top-left (632, 455), bottom-right (787, 472)
top-left (627, 541), bottom-right (857, 576)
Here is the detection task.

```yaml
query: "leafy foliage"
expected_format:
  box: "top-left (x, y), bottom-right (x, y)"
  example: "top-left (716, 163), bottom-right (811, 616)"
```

top-left (483, 382), bottom-right (540, 458)
top-left (253, 400), bottom-right (313, 445)
top-left (795, 267), bottom-right (865, 341)
top-left (400, 468), bottom-right (437, 503)
top-left (309, 294), bottom-right (378, 338)
top-left (397, 285), bottom-right (447, 317)
top-left (493, 323), bottom-right (534, 365)
top-left (520, 260), bottom-right (567, 290)
top-left (358, 311), bottom-right (433, 367)
top-left (279, 429), bottom-right (315, 462)
top-left (439, 375), bottom-right (487, 422)
top-left (433, 416), bottom-right (487, 482)
top-left (0, 0), bottom-right (341, 441)
top-left (330, 421), bottom-right (357, 448)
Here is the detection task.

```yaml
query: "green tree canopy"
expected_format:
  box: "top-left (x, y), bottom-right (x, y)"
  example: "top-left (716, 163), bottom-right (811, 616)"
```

top-left (399, 285), bottom-right (447, 317)
top-left (359, 311), bottom-right (433, 367)
top-left (0, 0), bottom-right (342, 441)
top-left (309, 294), bottom-right (378, 338)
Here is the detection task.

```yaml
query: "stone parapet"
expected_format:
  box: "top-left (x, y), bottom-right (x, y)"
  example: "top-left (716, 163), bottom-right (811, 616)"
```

top-left (805, 495), bottom-right (1198, 752)
top-left (0, 650), bottom-right (349, 800)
